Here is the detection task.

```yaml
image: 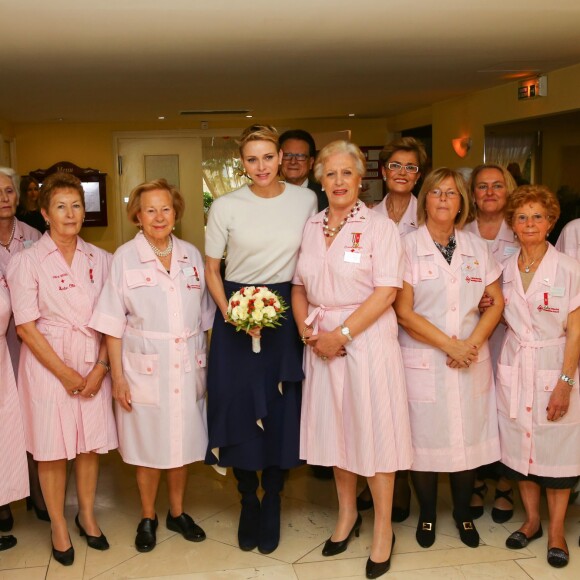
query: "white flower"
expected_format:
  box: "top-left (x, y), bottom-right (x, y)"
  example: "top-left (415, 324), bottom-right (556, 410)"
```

top-left (252, 310), bottom-right (264, 322)
top-left (254, 298), bottom-right (265, 310)
top-left (263, 306), bottom-right (276, 318)
top-left (230, 306), bottom-right (239, 320)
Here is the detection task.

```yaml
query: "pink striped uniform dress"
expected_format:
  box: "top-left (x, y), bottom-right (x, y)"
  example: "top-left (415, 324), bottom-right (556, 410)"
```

top-left (0, 268), bottom-right (29, 504)
top-left (293, 204), bottom-right (413, 477)
top-left (6, 233), bottom-right (118, 461)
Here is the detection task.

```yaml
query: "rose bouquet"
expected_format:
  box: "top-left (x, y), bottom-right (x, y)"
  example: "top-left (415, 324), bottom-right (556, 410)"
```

top-left (226, 286), bottom-right (288, 353)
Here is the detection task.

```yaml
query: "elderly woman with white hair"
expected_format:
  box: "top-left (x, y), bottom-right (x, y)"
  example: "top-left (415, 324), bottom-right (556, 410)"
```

top-left (292, 140), bottom-right (412, 579)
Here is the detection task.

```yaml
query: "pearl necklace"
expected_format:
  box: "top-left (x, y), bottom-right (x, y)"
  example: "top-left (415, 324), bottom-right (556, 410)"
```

top-left (0, 218), bottom-right (16, 249)
top-left (144, 233), bottom-right (173, 257)
top-left (323, 201), bottom-right (362, 237)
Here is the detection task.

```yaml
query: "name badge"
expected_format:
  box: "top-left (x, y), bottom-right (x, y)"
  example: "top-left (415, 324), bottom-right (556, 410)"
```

top-left (182, 266), bottom-right (195, 277)
top-left (550, 286), bottom-right (565, 297)
top-left (503, 246), bottom-right (518, 257)
top-left (344, 251), bottom-right (361, 264)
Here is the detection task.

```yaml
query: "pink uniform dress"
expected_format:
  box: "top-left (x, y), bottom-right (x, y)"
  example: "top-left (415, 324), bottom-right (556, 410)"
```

top-left (464, 219), bottom-right (519, 365)
top-left (399, 226), bottom-right (502, 472)
top-left (0, 219), bottom-right (41, 378)
top-left (555, 218), bottom-right (580, 261)
top-left (496, 245), bottom-right (580, 478)
top-left (90, 233), bottom-right (215, 469)
top-left (6, 233), bottom-right (118, 461)
top-left (293, 205), bottom-right (413, 477)
top-left (0, 269), bottom-right (29, 505)
top-left (372, 193), bottom-right (418, 237)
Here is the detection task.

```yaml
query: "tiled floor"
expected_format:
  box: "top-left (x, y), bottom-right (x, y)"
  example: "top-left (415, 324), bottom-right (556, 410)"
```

top-left (1, 453), bottom-right (579, 579)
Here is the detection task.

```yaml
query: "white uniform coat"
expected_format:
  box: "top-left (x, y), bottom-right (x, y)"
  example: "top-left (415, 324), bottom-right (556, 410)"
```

top-left (90, 233), bottom-right (215, 469)
top-left (399, 226), bottom-right (502, 472)
top-left (372, 194), bottom-right (418, 237)
top-left (496, 245), bottom-right (580, 477)
top-left (0, 269), bottom-right (29, 505)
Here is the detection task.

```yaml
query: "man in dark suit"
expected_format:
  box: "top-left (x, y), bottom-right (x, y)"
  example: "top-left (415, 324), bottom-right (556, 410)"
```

top-left (279, 129), bottom-right (328, 212)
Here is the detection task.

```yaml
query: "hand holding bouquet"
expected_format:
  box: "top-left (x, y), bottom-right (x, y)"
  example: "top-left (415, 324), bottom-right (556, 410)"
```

top-left (226, 286), bottom-right (288, 353)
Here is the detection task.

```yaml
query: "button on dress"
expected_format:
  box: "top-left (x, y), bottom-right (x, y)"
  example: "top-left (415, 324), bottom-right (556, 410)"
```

top-left (6, 233), bottom-right (118, 461)
top-left (90, 233), bottom-right (215, 469)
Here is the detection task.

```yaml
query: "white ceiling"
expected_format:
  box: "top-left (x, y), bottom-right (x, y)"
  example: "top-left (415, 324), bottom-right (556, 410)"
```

top-left (2, 0), bottom-right (580, 124)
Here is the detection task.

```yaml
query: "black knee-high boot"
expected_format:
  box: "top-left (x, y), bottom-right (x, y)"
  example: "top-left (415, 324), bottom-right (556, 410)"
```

top-left (259, 466), bottom-right (286, 554)
top-left (233, 468), bottom-right (260, 551)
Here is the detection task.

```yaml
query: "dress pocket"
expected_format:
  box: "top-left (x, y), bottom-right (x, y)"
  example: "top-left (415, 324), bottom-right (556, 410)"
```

top-left (194, 351), bottom-right (207, 401)
top-left (122, 351), bottom-right (160, 406)
top-left (470, 344), bottom-right (493, 397)
top-left (400, 347), bottom-right (436, 402)
top-left (125, 269), bottom-right (157, 289)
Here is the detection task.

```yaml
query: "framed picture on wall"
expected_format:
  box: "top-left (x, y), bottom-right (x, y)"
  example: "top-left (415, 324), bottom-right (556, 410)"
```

top-left (29, 161), bottom-right (108, 227)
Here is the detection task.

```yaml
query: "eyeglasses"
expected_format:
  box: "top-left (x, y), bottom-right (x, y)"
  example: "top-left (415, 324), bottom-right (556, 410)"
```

top-left (428, 189), bottom-right (459, 198)
top-left (386, 162), bottom-right (420, 174)
top-left (514, 213), bottom-right (547, 224)
top-left (282, 153), bottom-right (309, 162)
top-left (476, 183), bottom-right (505, 192)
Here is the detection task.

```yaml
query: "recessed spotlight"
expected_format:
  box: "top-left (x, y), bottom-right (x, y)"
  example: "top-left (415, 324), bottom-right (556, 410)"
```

top-left (158, 116), bottom-right (166, 120)
top-left (245, 114), bottom-right (253, 118)
top-left (348, 113), bottom-right (356, 117)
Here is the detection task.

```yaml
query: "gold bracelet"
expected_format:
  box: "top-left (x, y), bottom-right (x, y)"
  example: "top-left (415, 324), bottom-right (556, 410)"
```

top-left (96, 359), bottom-right (110, 373)
top-left (301, 325), bottom-right (313, 345)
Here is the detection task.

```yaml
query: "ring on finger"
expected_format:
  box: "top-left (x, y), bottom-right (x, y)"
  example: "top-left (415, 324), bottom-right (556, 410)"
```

top-left (72, 389), bottom-right (80, 395)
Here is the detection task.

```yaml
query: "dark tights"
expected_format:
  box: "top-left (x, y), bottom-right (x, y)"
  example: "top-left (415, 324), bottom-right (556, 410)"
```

top-left (411, 469), bottom-right (476, 522)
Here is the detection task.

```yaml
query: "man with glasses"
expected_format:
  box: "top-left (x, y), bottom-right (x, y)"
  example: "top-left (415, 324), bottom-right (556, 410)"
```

top-left (279, 130), bottom-right (328, 211)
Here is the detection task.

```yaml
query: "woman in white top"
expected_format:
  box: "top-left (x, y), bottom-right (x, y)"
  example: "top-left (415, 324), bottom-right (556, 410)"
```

top-left (464, 164), bottom-right (519, 523)
top-left (204, 125), bottom-right (317, 555)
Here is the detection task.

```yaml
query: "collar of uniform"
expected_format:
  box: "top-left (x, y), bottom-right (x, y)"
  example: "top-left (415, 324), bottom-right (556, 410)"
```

top-left (37, 231), bottom-right (94, 261)
top-left (416, 224), bottom-right (475, 258)
top-left (13, 218), bottom-right (27, 243)
top-left (497, 219), bottom-right (516, 243)
top-left (172, 235), bottom-right (191, 264)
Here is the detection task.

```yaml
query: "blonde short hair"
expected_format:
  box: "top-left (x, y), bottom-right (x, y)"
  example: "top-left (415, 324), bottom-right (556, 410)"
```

top-left (417, 167), bottom-right (472, 229)
top-left (313, 140), bottom-right (366, 182)
top-left (505, 184), bottom-right (560, 232)
top-left (237, 124), bottom-right (280, 156)
top-left (378, 136), bottom-right (428, 172)
top-left (467, 164), bottom-right (517, 222)
top-left (126, 178), bottom-right (185, 225)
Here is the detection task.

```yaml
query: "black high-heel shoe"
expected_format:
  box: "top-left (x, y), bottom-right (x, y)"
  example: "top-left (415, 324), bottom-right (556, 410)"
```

top-left (26, 497), bottom-right (50, 522)
top-left (469, 482), bottom-right (488, 520)
top-left (366, 533), bottom-right (396, 579)
top-left (356, 486), bottom-right (374, 511)
top-left (52, 536), bottom-right (74, 566)
top-left (322, 513), bottom-right (362, 557)
top-left (491, 487), bottom-right (514, 523)
top-left (75, 514), bottom-right (109, 550)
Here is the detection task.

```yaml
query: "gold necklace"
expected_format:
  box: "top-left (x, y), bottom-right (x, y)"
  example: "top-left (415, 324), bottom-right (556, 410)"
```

top-left (519, 242), bottom-right (548, 273)
top-left (387, 195), bottom-right (411, 225)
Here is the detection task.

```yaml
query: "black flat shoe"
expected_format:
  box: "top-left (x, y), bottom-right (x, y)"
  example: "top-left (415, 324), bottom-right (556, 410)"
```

top-left (491, 487), bottom-right (514, 523)
top-left (322, 513), bottom-right (362, 557)
top-left (135, 516), bottom-right (158, 552)
top-left (547, 545), bottom-right (569, 568)
top-left (456, 520), bottom-right (479, 548)
top-left (75, 514), bottom-right (109, 550)
top-left (0, 512), bottom-right (13, 533)
top-left (52, 536), bottom-right (74, 566)
top-left (505, 525), bottom-right (543, 549)
top-left (26, 497), bottom-right (50, 522)
top-left (469, 482), bottom-right (488, 520)
top-left (356, 487), bottom-right (374, 511)
top-left (416, 519), bottom-right (436, 548)
top-left (0, 535), bottom-right (17, 551)
top-left (366, 533), bottom-right (396, 579)
top-left (166, 511), bottom-right (206, 542)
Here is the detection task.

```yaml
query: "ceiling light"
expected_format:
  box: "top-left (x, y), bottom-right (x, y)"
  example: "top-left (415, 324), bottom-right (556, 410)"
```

top-left (245, 114), bottom-right (253, 118)
top-left (158, 116), bottom-right (165, 120)
top-left (348, 113), bottom-right (355, 117)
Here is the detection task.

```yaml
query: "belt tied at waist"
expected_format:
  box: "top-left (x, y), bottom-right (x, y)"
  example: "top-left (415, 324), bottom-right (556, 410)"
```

top-left (38, 318), bottom-right (97, 365)
top-left (304, 304), bottom-right (359, 335)
top-left (124, 326), bottom-right (200, 372)
top-left (507, 331), bottom-right (566, 419)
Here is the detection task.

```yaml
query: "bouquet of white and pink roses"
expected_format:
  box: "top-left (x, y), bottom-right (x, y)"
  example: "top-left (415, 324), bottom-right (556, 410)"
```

top-left (226, 286), bottom-right (288, 353)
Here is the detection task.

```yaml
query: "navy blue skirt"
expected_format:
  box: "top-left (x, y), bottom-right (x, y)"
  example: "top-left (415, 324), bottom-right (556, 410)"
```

top-left (205, 280), bottom-right (304, 470)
